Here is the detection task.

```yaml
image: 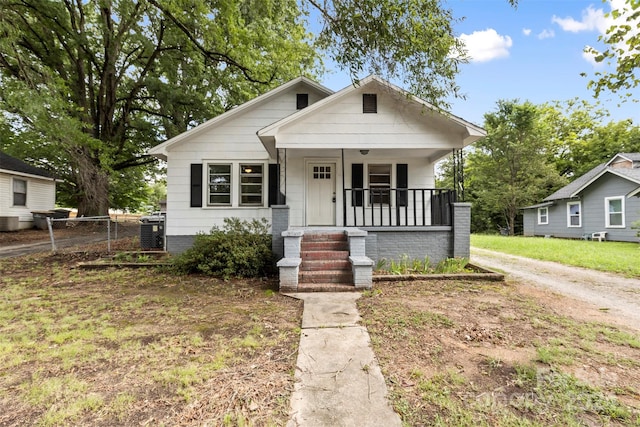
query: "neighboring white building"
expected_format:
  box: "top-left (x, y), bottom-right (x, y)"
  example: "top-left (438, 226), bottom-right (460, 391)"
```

top-left (0, 152), bottom-right (57, 230)
top-left (149, 76), bottom-right (485, 290)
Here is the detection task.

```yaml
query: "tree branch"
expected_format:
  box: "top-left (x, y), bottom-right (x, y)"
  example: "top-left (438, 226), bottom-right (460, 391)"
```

top-left (112, 154), bottom-right (158, 171)
top-left (145, 0), bottom-right (274, 85)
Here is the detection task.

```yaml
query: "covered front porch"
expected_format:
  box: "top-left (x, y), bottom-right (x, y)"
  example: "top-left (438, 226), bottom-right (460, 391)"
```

top-left (268, 147), bottom-right (461, 228)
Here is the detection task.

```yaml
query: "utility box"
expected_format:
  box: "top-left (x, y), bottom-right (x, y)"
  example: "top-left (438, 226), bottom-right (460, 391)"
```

top-left (140, 222), bottom-right (165, 250)
top-left (0, 216), bottom-right (19, 231)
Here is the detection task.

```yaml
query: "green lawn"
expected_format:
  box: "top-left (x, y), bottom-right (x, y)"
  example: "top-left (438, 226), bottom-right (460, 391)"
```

top-left (471, 234), bottom-right (640, 278)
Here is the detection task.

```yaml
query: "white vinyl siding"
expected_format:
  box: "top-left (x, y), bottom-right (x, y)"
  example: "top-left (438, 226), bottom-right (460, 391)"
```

top-left (162, 84), bottom-right (329, 236)
top-left (1, 172), bottom-right (55, 229)
top-left (605, 196), bottom-right (625, 228)
top-left (567, 201), bottom-right (581, 227)
top-left (537, 207), bottom-right (548, 225)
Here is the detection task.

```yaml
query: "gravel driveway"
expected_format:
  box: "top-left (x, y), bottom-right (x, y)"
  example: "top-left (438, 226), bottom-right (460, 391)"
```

top-left (471, 247), bottom-right (640, 331)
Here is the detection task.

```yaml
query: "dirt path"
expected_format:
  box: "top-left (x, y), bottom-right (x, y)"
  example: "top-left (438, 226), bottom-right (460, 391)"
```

top-left (471, 247), bottom-right (640, 331)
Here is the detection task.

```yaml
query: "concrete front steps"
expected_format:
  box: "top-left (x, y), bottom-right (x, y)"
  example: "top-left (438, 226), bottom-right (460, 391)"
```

top-left (297, 233), bottom-right (355, 292)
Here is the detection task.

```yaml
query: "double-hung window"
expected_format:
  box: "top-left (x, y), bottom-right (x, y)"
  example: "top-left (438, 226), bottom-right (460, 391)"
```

top-left (538, 207), bottom-right (548, 225)
top-left (605, 196), bottom-right (625, 227)
top-left (368, 164), bottom-right (391, 205)
top-left (567, 201), bottom-right (581, 227)
top-left (13, 179), bottom-right (27, 206)
top-left (208, 164), bottom-right (231, 205)
top-left (240, 164), bottom-right (263, 206)
top-left (206, 163), bottom-right (264, 207)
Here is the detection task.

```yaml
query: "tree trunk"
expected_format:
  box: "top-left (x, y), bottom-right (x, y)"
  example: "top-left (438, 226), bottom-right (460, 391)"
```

top-left (71, 148), bottom-right (110, 217)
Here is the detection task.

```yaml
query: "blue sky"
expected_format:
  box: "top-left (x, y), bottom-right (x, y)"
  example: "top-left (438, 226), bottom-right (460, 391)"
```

top-left (318, 0), bottom-right (639, 126)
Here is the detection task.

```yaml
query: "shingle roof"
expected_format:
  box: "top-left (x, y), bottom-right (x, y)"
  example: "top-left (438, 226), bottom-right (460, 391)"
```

top-left (543, 162), bottom-right (607, 201)
top-left (544, 152), bottom-right (640, 201)
top-left (0, 152), bottom-right (53, 179)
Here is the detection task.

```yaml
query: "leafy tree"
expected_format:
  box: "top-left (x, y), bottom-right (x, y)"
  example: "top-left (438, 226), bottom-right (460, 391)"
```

top-left (584, 0), bottom-right (640, 99)
top-left (541, 99), bottom-right (640, 178)
top-left (0, 0), bottom-right (319, 215)
top-left (466, 100), bottom-right (566, 235)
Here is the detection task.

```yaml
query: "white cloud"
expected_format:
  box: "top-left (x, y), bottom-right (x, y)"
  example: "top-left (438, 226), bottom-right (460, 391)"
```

top-left (537, 29), bottom-right (555, 40)
top-left (553, 0), bottom-right (639, 67)
top-left (522, 28), bottom-right (531, 36)
top-left (459, 29), bottom-right (513, 63)
top-left (551, 5), bottom-right (607, 33)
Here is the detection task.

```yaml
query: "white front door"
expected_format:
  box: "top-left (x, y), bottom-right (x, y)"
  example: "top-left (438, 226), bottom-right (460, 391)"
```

top-left (306, 163), bottom-right (336, 225)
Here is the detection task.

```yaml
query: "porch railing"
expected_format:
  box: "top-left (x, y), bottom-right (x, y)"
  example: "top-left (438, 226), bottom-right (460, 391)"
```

top-left (343, 188), bottom-right (456, 227)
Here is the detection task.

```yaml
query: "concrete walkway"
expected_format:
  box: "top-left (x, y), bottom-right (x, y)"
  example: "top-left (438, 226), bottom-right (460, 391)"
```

top-left (284, 292), bottom-right (402, 427)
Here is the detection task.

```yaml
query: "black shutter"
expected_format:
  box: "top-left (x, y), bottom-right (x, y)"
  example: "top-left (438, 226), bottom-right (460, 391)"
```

top-left (190, 163), bottom-right (203, 207)
top-left (268, 163), bottom-right (280, 206)
top-left (352, 163), bottom-right (364, 207)
top-left (397, 163), bottom-right (408, 207)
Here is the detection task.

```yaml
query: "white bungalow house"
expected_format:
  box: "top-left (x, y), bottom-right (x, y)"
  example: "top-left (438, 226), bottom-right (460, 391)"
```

top-left (0, 152), bottom-right (57, 230)
top-left (148, 76), bottom-right (485, 291)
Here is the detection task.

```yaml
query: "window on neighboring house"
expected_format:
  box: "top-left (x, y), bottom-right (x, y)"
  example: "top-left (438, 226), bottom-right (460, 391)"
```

top-left (567, 201), bottom-right (581, 227)
top-left (208, 164), bottom-right (231, 205)
top-left (605, 196), bottom-right (625, 227)
top-left (538, 207), bottom-right (548, 225)
top-left (296, 93), bottom-right (309, 109)
top-left (363, 93), bottom-right (377, 113)
top-left (240, 164), bottom-right (263, 206)
top-left (13, 179), bottom-right (26, 206)
top-left (368, 164), bottom-right (391, 205)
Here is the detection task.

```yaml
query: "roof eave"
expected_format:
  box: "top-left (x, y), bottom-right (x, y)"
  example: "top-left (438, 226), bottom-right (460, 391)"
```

top-left (1, 169), bottom-right (57, 182)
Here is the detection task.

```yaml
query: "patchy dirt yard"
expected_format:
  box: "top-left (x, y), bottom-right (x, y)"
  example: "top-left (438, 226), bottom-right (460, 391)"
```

top-left (1, 232), bottom-right (639, 426)
top-left (359, 280), bottom-right (640, 426)
top-left (0, 239), bottom-right (302, 426)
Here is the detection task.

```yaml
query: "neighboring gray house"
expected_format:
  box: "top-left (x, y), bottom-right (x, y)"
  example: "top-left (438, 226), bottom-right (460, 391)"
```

top-left (148, 76), bottom-right (485, 291)
top-left (0, 152), bottom-right (57, 230)
top-left (523, 153), bottom-right (640, 242)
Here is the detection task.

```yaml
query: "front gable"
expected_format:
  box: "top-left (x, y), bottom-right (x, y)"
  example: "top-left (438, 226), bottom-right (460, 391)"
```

top-left (258, 76), bottom-right (485, 162)
top-left (148, 77), bottom-right (333, 160)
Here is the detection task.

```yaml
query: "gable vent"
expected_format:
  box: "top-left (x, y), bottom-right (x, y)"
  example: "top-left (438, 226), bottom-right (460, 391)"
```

top-left (296, 93), bottom-right (309, 109)
top-left (363, 93), bottom-right (377, 113)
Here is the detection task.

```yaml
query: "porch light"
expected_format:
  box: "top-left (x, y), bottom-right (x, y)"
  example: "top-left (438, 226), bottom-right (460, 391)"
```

top-left (360, 150), bottom-right (369, 155)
